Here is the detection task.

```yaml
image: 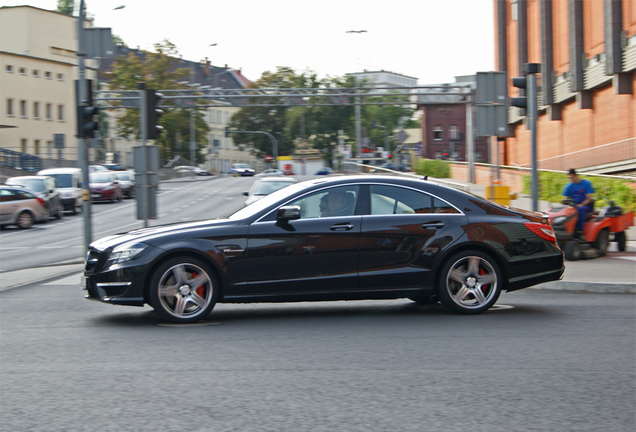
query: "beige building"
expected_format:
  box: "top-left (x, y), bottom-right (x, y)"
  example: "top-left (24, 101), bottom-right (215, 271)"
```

top-left (0, 6), bottom-right (98, 166)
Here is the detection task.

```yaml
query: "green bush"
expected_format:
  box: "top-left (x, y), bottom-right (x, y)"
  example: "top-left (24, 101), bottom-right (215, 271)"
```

top-left (522, 171), bottom-right (636, 212)
top-left (416, 159), bottom-right (450, 178)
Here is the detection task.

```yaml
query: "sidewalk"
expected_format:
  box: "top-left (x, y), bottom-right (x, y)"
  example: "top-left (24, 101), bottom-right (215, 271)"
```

top-left (0, 176), bottom-right (634, 293)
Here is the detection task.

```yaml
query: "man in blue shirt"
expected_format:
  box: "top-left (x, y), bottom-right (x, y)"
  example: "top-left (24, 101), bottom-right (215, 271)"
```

top-left (562, 168), bottom-right (595, 232)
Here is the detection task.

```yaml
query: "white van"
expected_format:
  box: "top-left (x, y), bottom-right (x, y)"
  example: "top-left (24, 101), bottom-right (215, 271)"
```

top-left (37, 168), bottom-right (83, 214)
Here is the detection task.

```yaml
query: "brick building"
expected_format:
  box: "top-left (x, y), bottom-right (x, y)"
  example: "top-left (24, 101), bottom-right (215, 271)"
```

top-left (496, 0), bottom-right (636, 174)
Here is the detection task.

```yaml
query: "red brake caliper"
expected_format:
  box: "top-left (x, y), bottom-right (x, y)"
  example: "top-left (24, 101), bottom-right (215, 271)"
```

top-left (479, 268), bottom-right (488, 292)
top-left (192, 272), bottom-right (205, 297)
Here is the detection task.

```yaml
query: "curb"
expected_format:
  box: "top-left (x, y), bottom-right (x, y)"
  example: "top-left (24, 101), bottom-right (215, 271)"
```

top-left (535, 281), bottom-right (635, 294)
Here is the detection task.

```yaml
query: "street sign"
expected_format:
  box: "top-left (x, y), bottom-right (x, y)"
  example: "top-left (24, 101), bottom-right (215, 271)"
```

top-left (396, 130), bottom-right (408, 143)
top-left (476, 71), bottom-right (508, 105)
top-left (54, 134), bottom-right (65, 149)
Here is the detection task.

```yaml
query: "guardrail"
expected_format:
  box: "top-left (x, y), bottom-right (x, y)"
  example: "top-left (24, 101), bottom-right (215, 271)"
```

top-left (341, 162), bottom-right (471, 192)
top-left (0, 148), bottom-right (42, 173)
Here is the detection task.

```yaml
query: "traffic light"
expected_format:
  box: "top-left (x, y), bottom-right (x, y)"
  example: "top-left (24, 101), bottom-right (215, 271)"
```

top-left (145, 89), bottom-right (164, 140)
top-left (77, 104), bottom-right (99, 139)
top-left (510, 77), bottom-right (527, 109)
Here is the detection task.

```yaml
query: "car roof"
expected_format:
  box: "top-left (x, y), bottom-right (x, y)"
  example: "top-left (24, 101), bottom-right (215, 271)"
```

top-left (6, 175), bottom-right (50, 181)
top-left (38, 167), bottom-right (81, 174)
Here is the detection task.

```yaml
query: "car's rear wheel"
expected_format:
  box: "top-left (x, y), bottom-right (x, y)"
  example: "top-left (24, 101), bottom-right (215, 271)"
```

top-left (17, 211), bottom-right (34, 229)
top-left (437, 251), bottom-right (502, 315)
top-left (55, 203), bottom-right (64, 219)
top-left (149, 257), bottom-right (218, 324)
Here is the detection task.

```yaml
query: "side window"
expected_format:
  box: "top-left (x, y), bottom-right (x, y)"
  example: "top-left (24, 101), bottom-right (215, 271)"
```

top-left (370, 185), bottom-right (432, 215)
top-left (286, 186), bottom-right (359, 219)
top-left (433, 197), bottom-right (460, 214)
top-left (0, 190), bottom-right (17, 202)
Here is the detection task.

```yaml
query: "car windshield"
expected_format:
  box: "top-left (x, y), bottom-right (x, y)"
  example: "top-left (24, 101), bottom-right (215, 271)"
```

top-left (235, 164), bottom-right (251, 169)
top-left (229, 182), bottom-right (310, 220)
top-left (90, 173), bottom-right (112, 183)
top-left (44, 174), bottom-right (72, 188)
top-left (6, 178), bottom-right (44, 192)
top-left (253, 180), bottom-right (294, 196)
top-left (115, 172), bottom-right (131, 181)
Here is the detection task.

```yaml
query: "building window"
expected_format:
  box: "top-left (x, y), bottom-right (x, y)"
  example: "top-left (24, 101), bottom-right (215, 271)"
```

top-left (6, 65), bottom-right (13, 73)
top-left (58, 105), bottom-right (64, 121)
top-left (33, 70), bottom-right (40, 78)
top-left (34, 140), bottom-right (40, 156)
top-left (19, 67), bottom-right (26, 75)
top-left (450, 125), bottom-right (459, 140)
top-left (20, 100), bottom-right (27, 118)
top-left (511, 0), bottom-right (518, 21)
top-left (57, 73), bottom-right (64, 81)
top-left (7, 99), bottom-right (14, 116)
top-left (45, 71), bottom-right (52, 79)
top-left (433, 125), bottom-right (443, 141)
top-left (33, 102), bottom-right (40, 119)
top-left (21, 139), bottom-right (27, 153)
top-left (210, 109), bottom-right (216, 124)
top-left (47, 141), bottom-right (53, 158)
top-left (46, 103), bottom-right (52, 120)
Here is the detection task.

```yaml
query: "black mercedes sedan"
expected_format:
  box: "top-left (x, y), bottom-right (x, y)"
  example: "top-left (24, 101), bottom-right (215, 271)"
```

top-left (82, 175), bottom-right (564, 323)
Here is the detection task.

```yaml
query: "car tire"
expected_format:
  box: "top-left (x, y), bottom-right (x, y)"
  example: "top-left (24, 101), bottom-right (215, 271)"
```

top-left (564, 241), bottom-right (581, 261)
top-left (592, 229), bottom-right (610, 256)
top-left (437, 250), bottom-right (502, 315)
top-left (615, 231), bottom-right (627, 252)
top-left (55, 203), bottom-right (64, 219)
top-left (17, 211), bottom-right (34, 229)
top-left (149, 257), bottom-right (218, 324)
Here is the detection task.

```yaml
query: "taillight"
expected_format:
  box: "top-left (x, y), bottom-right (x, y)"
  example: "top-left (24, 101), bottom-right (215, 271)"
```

top-left (524, 222), bottom-right (557, 242)
top-left (36, 197), bottom-right (46, 208)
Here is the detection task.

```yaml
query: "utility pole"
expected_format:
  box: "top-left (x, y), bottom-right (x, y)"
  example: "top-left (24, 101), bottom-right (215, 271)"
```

top-left (76, 0), bottom-right (92, 251)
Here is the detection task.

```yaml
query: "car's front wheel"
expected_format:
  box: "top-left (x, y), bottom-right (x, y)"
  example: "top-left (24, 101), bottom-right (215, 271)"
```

top-left (149, 257), bottom-right (218, 324)
top-left (437, 251), bottom-right (502, 315)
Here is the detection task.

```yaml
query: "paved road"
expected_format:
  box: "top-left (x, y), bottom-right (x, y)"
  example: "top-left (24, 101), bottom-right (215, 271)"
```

top-left (1, 276), bottom-right (634, 432)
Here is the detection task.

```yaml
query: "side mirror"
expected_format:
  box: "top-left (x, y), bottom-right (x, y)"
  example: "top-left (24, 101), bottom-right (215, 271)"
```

top-left (243, 192), bottom-right (249, 196)
top-left (276, 206), bottom-right (301, 221)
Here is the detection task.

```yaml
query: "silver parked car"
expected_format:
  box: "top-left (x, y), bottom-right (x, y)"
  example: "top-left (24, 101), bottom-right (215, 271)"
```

top-left (113, 170), bottom-right (136, 198)
top-left (243, 176), bottom-right (299, 205)
top-left (0, 185), bottom-right (49, 229)
top-left (5, 175), bottom-right (64, 220)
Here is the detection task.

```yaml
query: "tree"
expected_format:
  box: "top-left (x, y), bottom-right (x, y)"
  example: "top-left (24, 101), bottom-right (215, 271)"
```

top-left (106, 40), bottom-right (209, 164)
top-left (56, 0), bottom-right (74, 15)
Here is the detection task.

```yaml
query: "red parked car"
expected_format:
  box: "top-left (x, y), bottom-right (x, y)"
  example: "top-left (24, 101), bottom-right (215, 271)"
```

top-left (89, 172), bottom-right (123, 203)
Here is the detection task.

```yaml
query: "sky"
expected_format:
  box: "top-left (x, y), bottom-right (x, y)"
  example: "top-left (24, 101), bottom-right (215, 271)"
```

top-left (4, 0), bottom-right (495, 84)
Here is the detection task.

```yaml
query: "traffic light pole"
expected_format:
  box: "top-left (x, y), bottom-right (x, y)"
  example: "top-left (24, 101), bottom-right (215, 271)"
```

top-left (77, 0), bottom-right (92, 251)
top-left (528, 70), bottom-right (539, 212)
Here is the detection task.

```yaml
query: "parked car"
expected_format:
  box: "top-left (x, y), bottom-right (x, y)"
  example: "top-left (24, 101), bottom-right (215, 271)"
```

top-left (88, 172), bottom-right (123, 202)
top-left (5, 175), bottom-right (64, 220)
top-left (380, 162), bottom-right (408, 172)
top-left (0, 185), bottom-right (48, 229)
top-left (89, 165), bottom-right (109, 173)
top-left (101, 163), bottom-right (127, 171)
top-left (173, 166), bottom-right (211, 176)
top-left (113, 170), bottom-right (135, 198)
top-left (243, 176), bottom-right (299, 205)
top-left (82, 175), bottom-right (565, 324)
top-left (315, 167), bottom-right (335, 175)
top-left (229, 164), bottom-right (255, 177)
top-left (255, 169), bottom-right (285, 177)
top-left (37, 168), bottom-right (83, 214)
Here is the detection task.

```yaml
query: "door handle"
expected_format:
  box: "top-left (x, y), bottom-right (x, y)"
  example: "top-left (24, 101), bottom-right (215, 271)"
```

top-left (330, 223), bottom-right (354, 231)
top-left (421, 221), bottom-right (444, 229)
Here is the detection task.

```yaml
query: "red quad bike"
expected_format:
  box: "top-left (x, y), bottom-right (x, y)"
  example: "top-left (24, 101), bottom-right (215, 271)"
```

top-left (548, 200), bottom-right (634, 260)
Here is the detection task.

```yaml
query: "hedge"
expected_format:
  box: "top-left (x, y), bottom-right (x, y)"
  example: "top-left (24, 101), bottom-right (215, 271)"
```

top-left (522, 171), bottom-right (636, 212)
top-left (416, 159), bottom-right (451, 178)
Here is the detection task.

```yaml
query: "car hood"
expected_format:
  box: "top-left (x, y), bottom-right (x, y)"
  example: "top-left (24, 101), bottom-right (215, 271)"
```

top-left (89, 219), bottom-right (240, 250)
top-left (89, 182), bottom-right (114, 189)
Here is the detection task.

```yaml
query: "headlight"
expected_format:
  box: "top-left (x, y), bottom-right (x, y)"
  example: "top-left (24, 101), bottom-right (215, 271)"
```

top-left (107, 243), bottom-right (148, 265)
top-left (551, 216), bottom-right (566, 225)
